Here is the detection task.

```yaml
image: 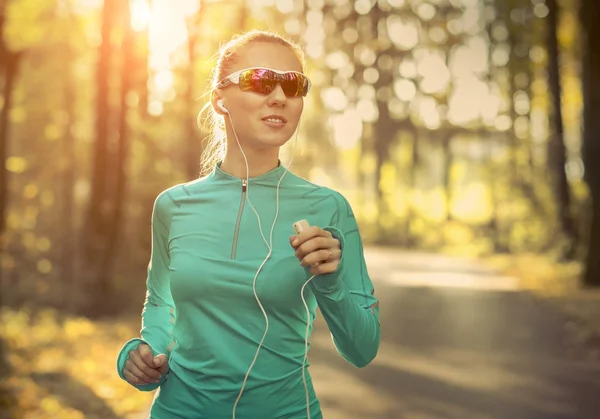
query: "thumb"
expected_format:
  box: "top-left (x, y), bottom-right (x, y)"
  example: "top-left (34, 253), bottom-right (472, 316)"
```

top-left (154, 354), bottom-right (169, 374)
top-left (153, 354), bottom-right (167, 368)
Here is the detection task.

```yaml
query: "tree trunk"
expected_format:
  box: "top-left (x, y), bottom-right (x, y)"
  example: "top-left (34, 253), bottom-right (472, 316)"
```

top-left (501, 0), bottom-right (547, 248)
top-left (372, 4), bottom-right (394, 243)
top-left (138, 0), bottom-right (152, 119)
top-left (185, 10), bottom-right (201, 179)
top-left (0, 49), bottom-right (22, 307)
top-left (238, 0), bottom-right (248, 31)
top-left (374, 95), bottom-right (393, 241)
top-left (442, 135), bottom-right (453, 222)
top-left (483, 0), bottom-right (505, 252)
top-left (82, 0), bottom-right (117, 313)
top-left (98, 0), bottom-right (133, 310)
top-left (580, 0), bottom-right (600, 287)
top-left (486, 143), bottom-right (507, 252)
top-left (404, 129), bottom-right (419, 247)
top-left (61, 45), bottom-right (77, 309)
top-left (546, 0), bottom-right (578, 259)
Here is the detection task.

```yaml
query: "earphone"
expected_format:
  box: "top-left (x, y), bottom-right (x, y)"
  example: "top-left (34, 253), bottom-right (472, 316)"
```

top-left (293, 219), bottom-right (317, 419)
top-left (219, 98), bottom-right (314, 419)
top-left (217, 99), bottom-right (228, 113)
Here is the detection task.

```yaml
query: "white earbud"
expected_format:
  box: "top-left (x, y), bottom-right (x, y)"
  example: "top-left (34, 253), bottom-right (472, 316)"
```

top-left (217, 99), bottom-right (228, 113)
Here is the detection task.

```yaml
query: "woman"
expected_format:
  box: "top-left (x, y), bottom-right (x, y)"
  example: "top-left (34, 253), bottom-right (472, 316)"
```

top-left (116, 29), bottom-right (380, 419)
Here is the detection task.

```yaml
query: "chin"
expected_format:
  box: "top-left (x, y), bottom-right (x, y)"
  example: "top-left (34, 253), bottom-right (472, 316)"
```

top-left (258, 133), bottom-right (295, 149)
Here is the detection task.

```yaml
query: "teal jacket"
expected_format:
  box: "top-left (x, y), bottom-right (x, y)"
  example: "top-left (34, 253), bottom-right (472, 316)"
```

top-left (116, 162), bottom-right (380, 418)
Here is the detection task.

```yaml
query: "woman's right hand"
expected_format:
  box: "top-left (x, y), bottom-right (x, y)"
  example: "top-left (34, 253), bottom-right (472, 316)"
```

top-left (123, 342), bottom-right (169, 385)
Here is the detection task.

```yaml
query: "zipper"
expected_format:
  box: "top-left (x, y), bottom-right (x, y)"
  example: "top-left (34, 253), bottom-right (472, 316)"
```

top-left (231, 179), bottom-right (247, 259)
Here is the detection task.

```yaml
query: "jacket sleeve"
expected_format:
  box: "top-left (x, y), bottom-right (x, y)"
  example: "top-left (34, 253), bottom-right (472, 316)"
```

top-left (309, 193), bottom-right (380, 368)
top-left (116, 191), bottom-right (176, 391)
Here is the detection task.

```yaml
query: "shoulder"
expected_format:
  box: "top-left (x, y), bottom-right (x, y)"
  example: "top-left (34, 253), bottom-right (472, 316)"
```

top-left (152, 175), bottom-right (210, 221)
top-left (285, 171), bottom-right (354, 215)
top-left (154, 175), bottom-right (212, 210)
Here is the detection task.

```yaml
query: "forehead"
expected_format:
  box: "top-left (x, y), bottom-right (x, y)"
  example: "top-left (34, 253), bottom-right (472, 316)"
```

top-left (230, 42), bottom-right (303, 74)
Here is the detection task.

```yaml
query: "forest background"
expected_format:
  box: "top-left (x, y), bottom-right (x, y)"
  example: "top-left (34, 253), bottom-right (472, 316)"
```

top-left (1, 0), bottom-right (599, 418)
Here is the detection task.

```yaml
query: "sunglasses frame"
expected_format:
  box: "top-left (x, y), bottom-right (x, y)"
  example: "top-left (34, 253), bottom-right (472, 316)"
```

top-left (215, 67), bottom-right (312, 97)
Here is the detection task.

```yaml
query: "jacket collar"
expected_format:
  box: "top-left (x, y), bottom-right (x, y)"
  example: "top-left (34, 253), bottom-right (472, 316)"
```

top-left (210, 160), bottom-right (288, 185)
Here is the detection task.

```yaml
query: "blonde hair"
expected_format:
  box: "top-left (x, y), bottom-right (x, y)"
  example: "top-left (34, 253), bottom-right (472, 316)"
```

top-left (197, 30), bottom-right (306, 176)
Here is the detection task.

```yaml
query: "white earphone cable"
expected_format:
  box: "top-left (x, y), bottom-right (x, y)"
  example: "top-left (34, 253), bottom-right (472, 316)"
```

top-left (224, 106), bottom-right (312, 418)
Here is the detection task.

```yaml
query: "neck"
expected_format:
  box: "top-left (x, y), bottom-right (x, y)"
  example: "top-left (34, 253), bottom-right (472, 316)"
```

top-left (220, 145), bottom-right (280, 179)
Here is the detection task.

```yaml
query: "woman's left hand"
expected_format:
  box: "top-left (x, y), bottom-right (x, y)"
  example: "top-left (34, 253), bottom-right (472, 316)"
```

top-left (290, 226), bottom-right (342, 275)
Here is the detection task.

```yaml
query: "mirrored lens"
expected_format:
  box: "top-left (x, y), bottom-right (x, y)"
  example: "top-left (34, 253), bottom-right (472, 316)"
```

top-left (238, 69), bottom-right (309, 97)
top-left (281, 73), bottom-right (303, 97)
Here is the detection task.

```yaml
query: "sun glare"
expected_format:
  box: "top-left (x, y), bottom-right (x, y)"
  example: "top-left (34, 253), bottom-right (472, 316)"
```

top-left (129, 0), bottom-right (204, 114)
top-left (130, 0), bottom-right (200, 70)
top-left (129, 0), bottom-right (151, 32)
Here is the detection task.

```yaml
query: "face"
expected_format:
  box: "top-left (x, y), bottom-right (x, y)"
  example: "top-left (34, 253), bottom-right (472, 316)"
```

top-left (215, 42), bottom-right (305, 152)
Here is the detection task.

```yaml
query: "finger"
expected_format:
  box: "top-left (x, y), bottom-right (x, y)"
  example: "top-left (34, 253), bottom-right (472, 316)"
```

top-left (295, 237), bottom-right (339, 259)
top-left (301, 248), bottom-right (340, 267)
top-left (301, 248), bottom-right (330, 267)
top-left (125, 359), bottom-right (157, 384)
top-left (129, 349), bottom-right (162, 380)
top-left (123, 369), bottom-right (143, 385)
top-left (309, 260), bottom-right (339, 276)
top-left (296, 238), bottom-right (338, 261)
top-left (131, 361), bottom-right (157, 383)
top-left (138, 343), bottom-right (155, 367)
top-left (291, 227), bottom-right (331, 248)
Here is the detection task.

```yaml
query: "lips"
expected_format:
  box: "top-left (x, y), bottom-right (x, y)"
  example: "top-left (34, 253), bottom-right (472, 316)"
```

top-left (261, 114), bottom-right (287, 124)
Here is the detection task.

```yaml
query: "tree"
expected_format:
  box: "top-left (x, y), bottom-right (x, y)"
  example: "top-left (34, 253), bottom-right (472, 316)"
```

top-left (82, 0), bottom-right (135, 313)
top-left (101, 0), bottom-right (134, 293)
top-left (546, 0), bottom-right (578, 259)
top-left (81, 0), bottom-right (118, 313)
top-left (580, 0), bottom-right (600, 287)
top-left (0, 0), bottom-right (23, 307)
top-left (184, 4), bottom-right (203, 180)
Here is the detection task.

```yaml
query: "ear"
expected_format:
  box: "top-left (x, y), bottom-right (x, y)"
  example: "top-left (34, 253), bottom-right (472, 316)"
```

top-left (211, 91), bottom-right (227, 116)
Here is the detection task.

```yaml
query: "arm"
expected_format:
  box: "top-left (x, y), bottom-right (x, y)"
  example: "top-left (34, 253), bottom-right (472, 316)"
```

top-left (116, 191), bottom-right (176, 391)
top-left (309, 194), bottom-right (380, 368)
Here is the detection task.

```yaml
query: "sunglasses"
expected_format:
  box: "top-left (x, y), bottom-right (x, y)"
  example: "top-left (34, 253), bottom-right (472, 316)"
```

top-left (215, 67), bottom-right (311, 98)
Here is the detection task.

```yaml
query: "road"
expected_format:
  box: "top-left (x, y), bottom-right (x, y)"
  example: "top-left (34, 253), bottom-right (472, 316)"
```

top-left (132, 248), bottom-right (600, 419)
top-left (308, 248), bottom-right (600, 419)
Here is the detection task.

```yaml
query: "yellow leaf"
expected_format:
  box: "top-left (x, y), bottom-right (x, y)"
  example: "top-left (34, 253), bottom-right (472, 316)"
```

top-left (22, 232), bottom-right (36, 249)
top-left (40, 396), bottom-right (61, 414)
top-left (37, 258), bottom-right (52, 274)
top-left (41, 190), bottom-right (55, 207)
top-left (64, 318), bottom-right (95, 340)
top-left (44, 124), bottom-right (61, 141)
top-left (10, 107), bottom-right (27, 123)
top-left (36, 237), bottom-right (51, 252)
top-left (23, 184), bottom-right (38, 199)
top-left (6, 156), bottom-right (28, 173)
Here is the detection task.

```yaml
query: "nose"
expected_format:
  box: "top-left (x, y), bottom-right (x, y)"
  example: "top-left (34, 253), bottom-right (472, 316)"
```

top-left (267, 83), bottom-right (287, 107)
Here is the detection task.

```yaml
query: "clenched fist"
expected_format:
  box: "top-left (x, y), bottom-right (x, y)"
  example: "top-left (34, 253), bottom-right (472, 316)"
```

top-left (123, 342), bottom-right (169, 385)
top-left (291, 225), bottom-right (341, 275)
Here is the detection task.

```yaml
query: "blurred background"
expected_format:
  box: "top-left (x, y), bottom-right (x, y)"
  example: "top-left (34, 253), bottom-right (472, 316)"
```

top-left (1, 0), bottom-right (600, 418)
